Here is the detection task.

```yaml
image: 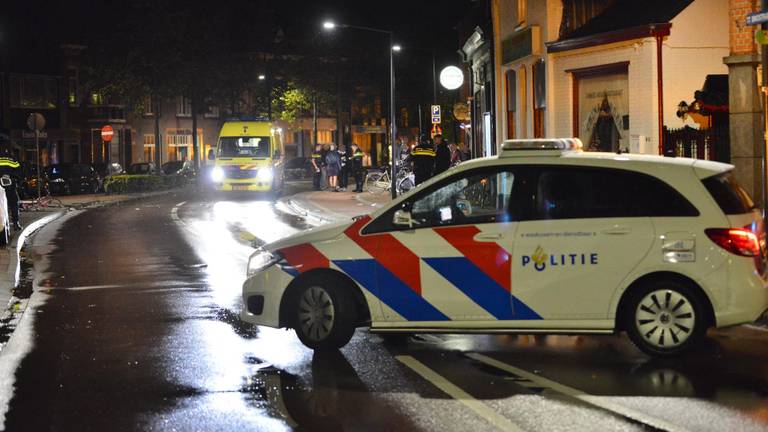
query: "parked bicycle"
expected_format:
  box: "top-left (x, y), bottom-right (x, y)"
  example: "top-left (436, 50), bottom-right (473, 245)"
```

top-left (364, 164), bottom-right (415, 195)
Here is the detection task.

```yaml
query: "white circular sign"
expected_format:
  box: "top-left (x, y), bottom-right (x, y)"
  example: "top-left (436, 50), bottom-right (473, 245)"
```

top-left (439, 66), bottom-right (464, 90)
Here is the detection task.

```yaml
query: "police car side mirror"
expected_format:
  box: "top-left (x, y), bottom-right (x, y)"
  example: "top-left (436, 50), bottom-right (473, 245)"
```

top-left (0, 176), bottom-right (10, 188)
top-left (392, 209), bottom-right (413, 228)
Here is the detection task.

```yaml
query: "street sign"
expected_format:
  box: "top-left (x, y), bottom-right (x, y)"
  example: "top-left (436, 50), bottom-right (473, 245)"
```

top-left (430, 124), bottom-right (442, 138)
top-left (101, 125), bottom-right (114, 142)
top-left (747, 11), bottom-right (768, 26)
top-left (26, 113), bottom-right (45, 131)
top-left (431, 105), bottom-right (441, 124)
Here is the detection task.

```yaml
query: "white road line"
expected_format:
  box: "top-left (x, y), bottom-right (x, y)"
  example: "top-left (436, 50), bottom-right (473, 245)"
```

top-left (170, 201), bottom-right (187, 226)
top-left (466, 353), bottom-right (690, 432)
top-left (395, 355), bottom-right (524, 432)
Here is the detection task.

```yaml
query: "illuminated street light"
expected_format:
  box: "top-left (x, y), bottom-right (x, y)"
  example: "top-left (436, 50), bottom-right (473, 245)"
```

top-left (321, 20), bottom-right (398, 199)
top-left (258, 74), bottom-right (266, 80)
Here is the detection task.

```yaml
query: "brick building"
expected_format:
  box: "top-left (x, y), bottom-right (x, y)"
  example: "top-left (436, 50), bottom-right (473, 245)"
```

top-left (725, 0), bottom-right (764, 204)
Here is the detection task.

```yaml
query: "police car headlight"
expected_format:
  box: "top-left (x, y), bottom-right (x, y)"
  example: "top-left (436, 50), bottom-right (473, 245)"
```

top-left (247, 249), bottom-right (281, 276)
top-left (211, 166), bottom-right (224, 182)
top-left (257, 167), bottom-right (273, 181)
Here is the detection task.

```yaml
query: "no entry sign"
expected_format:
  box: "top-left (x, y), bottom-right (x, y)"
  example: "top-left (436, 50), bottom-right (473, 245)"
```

top-left (101, 125), bottom-right (114, 142)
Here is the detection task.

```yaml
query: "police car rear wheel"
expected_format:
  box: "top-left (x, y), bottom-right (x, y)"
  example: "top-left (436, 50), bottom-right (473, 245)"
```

top-left (625, 280), bottom-right (706, 357)
top-left (294, 277), bottom-right (356, 350)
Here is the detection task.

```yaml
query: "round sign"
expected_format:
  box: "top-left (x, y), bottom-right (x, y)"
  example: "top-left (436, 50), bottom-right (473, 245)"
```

top-left (453, 103), bottom-right (470, 121)
top-left (439, 66), bottom-right (464, 90)
top-left (101, 125), bottom-right (114, 142)
top-left (26, 113), bottom-right (46, 131)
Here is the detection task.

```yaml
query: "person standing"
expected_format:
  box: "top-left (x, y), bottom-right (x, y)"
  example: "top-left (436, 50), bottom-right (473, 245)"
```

top-left (0, 148), bottom-right (22, 230)
top-left (320, 144), bottom-right (329, 190)
top-left (411, 135), bottom-right (436, 186)
top-left (338, 144), bottom-right (349, 191)
top-left (349, 143), bottom-right (364, 192)
top-left (325, 144), bottom-right (342, 191)
top-left (310, 144), bottom-right (323, 191)
top-left (433, 134), bottom-right (451, 176)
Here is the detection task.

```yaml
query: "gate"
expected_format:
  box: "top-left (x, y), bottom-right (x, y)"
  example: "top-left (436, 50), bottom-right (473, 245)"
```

top-left (662, 126), bottom-right (730, 163)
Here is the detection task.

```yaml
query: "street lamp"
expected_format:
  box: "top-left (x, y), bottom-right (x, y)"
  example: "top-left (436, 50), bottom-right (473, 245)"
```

top-left (322, 20), bottom-right (398, 199)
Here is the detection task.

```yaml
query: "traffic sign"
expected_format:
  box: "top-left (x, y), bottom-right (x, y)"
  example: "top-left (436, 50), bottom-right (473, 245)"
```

top-left (101, 125), bottom-right (114, 142)
top-left (747, 11), bottom-right (768, 26)
top-left (26, 113), bottom-right (45, 131)
top-left (431, 105), bottom-right (440, 116)
top-left (431, 115), bottom-right (441, 124)
top-left (430, 124), bottom-right (442, 138)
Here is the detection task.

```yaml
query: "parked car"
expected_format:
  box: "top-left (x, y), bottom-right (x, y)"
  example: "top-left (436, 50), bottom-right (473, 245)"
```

top-left (162, 160), bottom-right (194, 177)
top-left (241, 138), bottom-right (768, 357)
top-left (46, 164), bottom-right (101, 195)
top-left (126, 163), bottom-right (157, 175)
top-left (19, 163), bottom-right (48, 199)
top-left (283, 157), bottom-right (314, 180)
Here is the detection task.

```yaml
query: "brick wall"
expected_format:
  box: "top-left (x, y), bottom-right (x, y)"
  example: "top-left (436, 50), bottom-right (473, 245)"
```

top-left (730, 0), bottom-right (760, 55)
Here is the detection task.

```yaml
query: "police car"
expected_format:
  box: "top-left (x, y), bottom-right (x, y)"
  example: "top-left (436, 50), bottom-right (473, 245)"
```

top-left (241, 139), bottom-right (768, 357)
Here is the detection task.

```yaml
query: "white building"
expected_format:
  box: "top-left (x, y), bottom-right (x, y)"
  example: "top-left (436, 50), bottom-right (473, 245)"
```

top-left (494, 0), bottom-right (729, 155)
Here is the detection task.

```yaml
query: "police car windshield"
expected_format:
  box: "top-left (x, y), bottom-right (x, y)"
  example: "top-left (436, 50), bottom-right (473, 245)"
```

top-left (218, 136), bottom-right (270, 158)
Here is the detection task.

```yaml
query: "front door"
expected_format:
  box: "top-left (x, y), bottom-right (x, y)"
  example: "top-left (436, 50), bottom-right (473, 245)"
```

top-left (359, 166), bottom-right (541, 323)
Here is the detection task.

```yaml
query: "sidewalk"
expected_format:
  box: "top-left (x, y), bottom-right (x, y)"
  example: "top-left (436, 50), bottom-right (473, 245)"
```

top-left (276, 190), bottom-right (392, 226)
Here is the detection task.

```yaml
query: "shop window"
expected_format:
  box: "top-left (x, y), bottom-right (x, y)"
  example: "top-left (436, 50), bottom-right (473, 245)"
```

top-left (505, 70), bottom-right (517, 139)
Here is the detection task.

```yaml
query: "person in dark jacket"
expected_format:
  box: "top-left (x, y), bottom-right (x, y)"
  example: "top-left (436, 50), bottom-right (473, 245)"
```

top-left (0, 148), bottom-right (22, 230)
top-left (325, 144), bottom-right (342, 191)
top-left (349, 143), bottom-right (364, 192)
top-left (310, 144), bottom-right (323, 191)
top-left (339, 144), bottom-right (349, 190)
top-left (411, 135), bottom-right (436, 186)
top-left (433, 134), bottom-right (451, 176)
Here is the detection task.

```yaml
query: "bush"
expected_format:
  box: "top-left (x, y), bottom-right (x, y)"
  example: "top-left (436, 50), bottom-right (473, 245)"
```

top-left (104, 174), bottom-right (187, 194)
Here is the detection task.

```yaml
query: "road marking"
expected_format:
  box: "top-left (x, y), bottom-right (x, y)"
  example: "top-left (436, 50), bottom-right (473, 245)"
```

top-left (395, 355), bottom-right (523, 432)
top-left (170, 201), bottom-right (187, 226)
top-left (466, 353), bottom-right (689, 432)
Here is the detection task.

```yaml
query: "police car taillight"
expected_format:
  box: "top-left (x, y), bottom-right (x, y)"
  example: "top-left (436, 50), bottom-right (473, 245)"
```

top-left (705, 228), bottom-right (760, 257)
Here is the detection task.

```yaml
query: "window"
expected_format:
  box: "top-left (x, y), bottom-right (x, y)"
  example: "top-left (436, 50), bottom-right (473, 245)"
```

top-left (518, 66), bottom-right (527, 138)
top-left (534, 167), bottom-right (698, 220)
top-left (702, 172), bottom-right (755, 215)
top-left (68, 77), bottom-right (78, 106)
top-left (166, 129), bottom-right (193, 147)
top-left (177, 97), bottom-right (192, 117)
top-left (91, 92), bottom-right (104, 105)
top-left (143, 134), bottom-right (156, 162)
top-left (203, 105), bottom-right (220, 118)
top-left (217, 136), bottom-right (271, 158)
top-left (505, 70), bottom-right (516, 139)
top-left (143, 96), bottom-right (154, 116)
top-left (532, 60), bottom-right (546, 138)
top-left (559, 0), bottom-right (614, 38)
top-left (517, 0), bottom-right (527, 26)
top-left (408, 169), bottom-right (517, 228)
top-left (10, 76), bottom-right (58, 109)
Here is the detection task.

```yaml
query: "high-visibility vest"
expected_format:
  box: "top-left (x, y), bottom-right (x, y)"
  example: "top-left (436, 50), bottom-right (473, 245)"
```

top-left (0, 157), bottom-right (20, 169)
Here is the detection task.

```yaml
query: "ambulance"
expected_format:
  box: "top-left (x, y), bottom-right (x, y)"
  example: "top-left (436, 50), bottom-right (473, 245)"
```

top-left (209, 119), bottom-right (285, 192)
top-left (241, 138), bottom-right (768, 357)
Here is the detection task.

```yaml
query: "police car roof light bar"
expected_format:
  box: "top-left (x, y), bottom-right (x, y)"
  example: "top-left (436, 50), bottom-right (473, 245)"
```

top-left (501, 138), bottom-right (583, 152)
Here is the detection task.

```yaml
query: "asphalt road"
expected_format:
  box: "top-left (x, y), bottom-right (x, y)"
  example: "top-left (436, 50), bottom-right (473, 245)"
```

top-left (1, 184), bottom-right (768, 431)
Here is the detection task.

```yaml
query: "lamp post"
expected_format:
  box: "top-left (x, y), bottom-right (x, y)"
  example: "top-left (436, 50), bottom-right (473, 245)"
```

top-left (323, 21), bottom-right (399, 199)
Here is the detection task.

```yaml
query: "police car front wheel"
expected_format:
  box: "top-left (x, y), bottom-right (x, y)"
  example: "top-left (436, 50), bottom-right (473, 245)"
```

top-left (624, 280), bottom-right (707, 357)
top-left (292, 276), bottom-right (357, 350)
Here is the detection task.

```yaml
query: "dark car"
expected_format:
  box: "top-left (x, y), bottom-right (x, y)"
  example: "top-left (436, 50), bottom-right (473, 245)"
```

top-left (46, 164), bottom-right (101, 195)
top-left (126, 163), bottom-right (158, 175)
top-left (283, 157), bottom-right (314, 180)
top-left (161, 160), bottom-right (194, 176)
top-left (93, 163), bottom-right (124, 191)
top-left (19, 163), bottom-right (49, 199)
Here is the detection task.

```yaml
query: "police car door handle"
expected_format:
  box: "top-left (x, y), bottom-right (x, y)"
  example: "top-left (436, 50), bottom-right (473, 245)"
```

top-left (601, 226), bottom-right (631, 235)
top-left (474, 233), bottom-right (503, 241)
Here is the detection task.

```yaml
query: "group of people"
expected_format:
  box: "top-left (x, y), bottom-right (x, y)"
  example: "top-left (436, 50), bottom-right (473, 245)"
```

top-left (407, 134), bottom-right (470, 186)
top-left (310, 143), bottom-right (366, 192)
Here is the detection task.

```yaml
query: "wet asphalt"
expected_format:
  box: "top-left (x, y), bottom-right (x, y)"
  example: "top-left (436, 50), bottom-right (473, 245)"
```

top-left (2, 184), bottom-right (768, 431)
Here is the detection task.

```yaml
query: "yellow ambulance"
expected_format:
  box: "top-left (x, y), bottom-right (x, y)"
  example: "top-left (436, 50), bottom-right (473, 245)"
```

top-left (209, 119), bottom-right (284, 192)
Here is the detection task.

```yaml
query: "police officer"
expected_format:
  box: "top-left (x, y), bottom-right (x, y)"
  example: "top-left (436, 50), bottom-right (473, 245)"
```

top-left (310, 144), bottom-right (323, 191)
top-left (0, 148), bottom-right (22, 230)
top-left (349, 143), bottom-right (364, 192)
top-left (411, 135), bottom-right (436, 186)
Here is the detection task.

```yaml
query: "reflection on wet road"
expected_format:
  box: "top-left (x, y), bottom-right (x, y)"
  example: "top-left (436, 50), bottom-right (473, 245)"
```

top-left (1, 188), bottom-right (768, 431)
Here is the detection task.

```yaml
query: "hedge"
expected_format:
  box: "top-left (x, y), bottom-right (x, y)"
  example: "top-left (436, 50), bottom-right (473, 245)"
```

top-left (104, 174), bottom-right (188, 194)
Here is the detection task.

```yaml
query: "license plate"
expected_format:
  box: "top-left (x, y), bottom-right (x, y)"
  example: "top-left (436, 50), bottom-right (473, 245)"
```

top-left (232, 185), bottom-right (250, 191)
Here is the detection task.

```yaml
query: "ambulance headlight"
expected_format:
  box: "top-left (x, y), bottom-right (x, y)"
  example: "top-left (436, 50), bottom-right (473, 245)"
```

top-left (211, 166), bottom-right (225, 182)
top-left (247, 249), bottom-right (281, 276)
top-left (257, 167), bottom-right (273, 181)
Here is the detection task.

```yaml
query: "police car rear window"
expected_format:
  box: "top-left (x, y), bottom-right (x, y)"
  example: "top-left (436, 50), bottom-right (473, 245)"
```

top-left (702, 172), bottom-right (755, 215)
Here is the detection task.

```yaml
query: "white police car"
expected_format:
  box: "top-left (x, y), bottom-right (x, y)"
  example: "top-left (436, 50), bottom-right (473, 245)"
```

top-left (241, 139), bottom-right (768, 357)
